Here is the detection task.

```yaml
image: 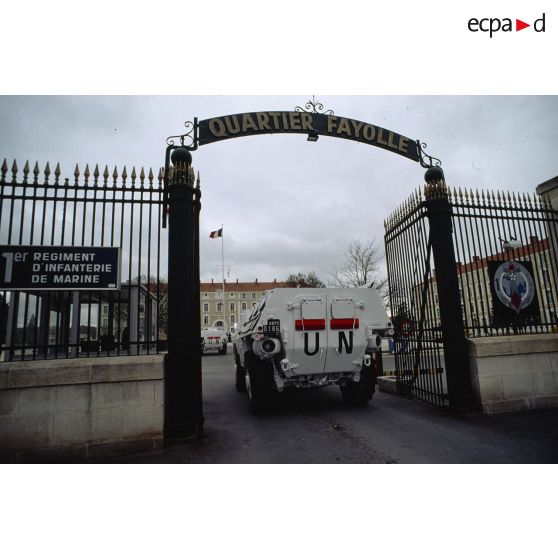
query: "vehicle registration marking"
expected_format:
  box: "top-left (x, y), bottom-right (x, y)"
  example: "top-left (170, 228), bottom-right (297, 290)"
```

top-left (263, 319), bottom-right (280, 334)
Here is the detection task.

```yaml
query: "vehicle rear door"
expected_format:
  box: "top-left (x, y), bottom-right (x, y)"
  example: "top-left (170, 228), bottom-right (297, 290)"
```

top-left (288, 294), bottom-right (327, 375)
top-left (323, 295), bottom-right (366, 373)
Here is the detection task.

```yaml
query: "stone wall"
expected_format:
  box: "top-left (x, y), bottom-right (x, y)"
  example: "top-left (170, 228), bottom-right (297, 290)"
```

top-left (0, 355), bottom-right (165, 462)
top-left (468, 334), bottom-right (558, 414)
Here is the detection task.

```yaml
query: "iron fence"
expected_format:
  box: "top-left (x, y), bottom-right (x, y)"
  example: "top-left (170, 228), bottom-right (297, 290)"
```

top-left (451, 188), bottom-right (558, 337)
top-left (384, 183), bottom-right (558, 406)
top-left (0, 158), bottom-right (168, 361)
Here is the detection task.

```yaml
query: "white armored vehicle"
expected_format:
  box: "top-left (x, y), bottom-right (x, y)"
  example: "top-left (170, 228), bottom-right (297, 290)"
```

top-left (232, 288), bottom-right (392, 412)
top-left (201, 327), bottom-right (228, 355)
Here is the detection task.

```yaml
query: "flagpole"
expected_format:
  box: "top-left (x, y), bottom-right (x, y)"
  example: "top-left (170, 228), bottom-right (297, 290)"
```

top-left (221, 224), bottom-right (225, 332)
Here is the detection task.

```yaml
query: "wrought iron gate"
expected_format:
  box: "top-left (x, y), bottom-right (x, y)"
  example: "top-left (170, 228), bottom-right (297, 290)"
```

top-left (385, 188), bottom-right (449, 406)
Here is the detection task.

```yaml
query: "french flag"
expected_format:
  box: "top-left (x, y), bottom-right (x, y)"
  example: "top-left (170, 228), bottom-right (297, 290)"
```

top-left (209, 228), bottom-right (223, 238)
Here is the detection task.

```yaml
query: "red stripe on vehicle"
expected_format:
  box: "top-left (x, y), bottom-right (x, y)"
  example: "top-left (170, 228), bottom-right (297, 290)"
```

top-left (330, 318), bottom-right (359, 329)
top-left (295, 319), bottom-right (325, 331)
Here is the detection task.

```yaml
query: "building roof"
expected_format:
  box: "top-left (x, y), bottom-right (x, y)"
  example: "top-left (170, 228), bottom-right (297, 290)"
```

top-left (416, 236), bottom-right (551, 287)
top-left (536, 175), bottom-right (558, 196)
top-left (456, 237), bottom-right (550, 276)
top-left (200, 279), bottom-right (288, 293)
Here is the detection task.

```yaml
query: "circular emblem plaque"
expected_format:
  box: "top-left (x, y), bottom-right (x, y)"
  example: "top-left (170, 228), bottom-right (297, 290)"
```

top-left (493, 261), bottom-right (535, 314)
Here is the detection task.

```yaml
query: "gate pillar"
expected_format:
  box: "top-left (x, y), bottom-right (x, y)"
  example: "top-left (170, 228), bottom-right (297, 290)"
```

top-left (164, 148), bottom-right (203, 440)
top-left (424, 167), bottom-right (475, 409)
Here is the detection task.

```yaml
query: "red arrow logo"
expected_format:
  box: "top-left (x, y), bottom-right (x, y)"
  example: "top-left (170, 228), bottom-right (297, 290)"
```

top-left (516, 19), bottom-right (530, 31)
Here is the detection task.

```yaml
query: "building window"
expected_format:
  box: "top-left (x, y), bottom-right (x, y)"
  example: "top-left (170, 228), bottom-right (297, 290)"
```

top-left (203, 315), bottom-right (209, 325)
top-left (230, 314), bottom-right (235, 324)
top-left (203, 292), bottom-right (208, 298)
top-left (241, 302), bottom-right (247, 311)
top-left (241, 293), bottom-right (246, 299)
top-left (252, 292), bottom-right (256, 299)
top-left (203, 302), bottom-right (209, 312)
top-left (217, 302), bottom-right (222, 312)
top-left (215, 320), bottom-right (224, 328)
top-left (229, 302), bottom-right (235, 311)
top-left (252, 302), bottom-right (257, 308)
top-left (230, 292), bottom-right (234, 298)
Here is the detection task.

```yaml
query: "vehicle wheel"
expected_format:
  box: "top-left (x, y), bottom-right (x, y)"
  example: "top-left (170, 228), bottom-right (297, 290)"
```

top-left (234, 348), bottom-right (247, 393)
top-left (341, 358), bottom-right (377, 405)
top-left (245, 353), bottom-right (278, 414)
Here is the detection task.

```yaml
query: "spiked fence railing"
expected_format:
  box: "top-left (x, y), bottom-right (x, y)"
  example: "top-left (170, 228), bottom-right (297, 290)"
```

top-left (385, 184), bottom-right (558, 340)
top-left (0, 158), bottom-right (177, 361)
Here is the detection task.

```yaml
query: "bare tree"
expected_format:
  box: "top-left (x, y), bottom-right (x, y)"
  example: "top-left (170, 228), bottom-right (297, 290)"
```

top-left (285, 271), bottom-right (326, 288)
top-left (331, 240), bottom-right (389, 306)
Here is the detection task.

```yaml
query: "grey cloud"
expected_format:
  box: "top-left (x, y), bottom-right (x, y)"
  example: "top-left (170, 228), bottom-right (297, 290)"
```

top-left (1, 95), bottom-right (557, 285)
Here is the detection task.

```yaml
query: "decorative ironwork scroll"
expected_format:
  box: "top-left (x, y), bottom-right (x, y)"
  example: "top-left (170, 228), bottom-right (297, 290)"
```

top-left (294, 96), bottom-right (334, 115)
top-left (165, 119), bottom-right (198, 150)
top-left (417, 141), bottom-right (443, 169)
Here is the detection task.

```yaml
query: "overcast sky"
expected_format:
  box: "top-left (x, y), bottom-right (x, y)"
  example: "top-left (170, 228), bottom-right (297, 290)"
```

top-left (1, 95), bottom-right (557, 284)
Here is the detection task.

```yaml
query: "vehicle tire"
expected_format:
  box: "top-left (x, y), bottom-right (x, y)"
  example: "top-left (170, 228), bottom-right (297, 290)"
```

top-left (234, 347), bottom-right (247, 393)
top-left (341, 357), bottom-right (377, 406)
top-left (245, 352), bottom-right (278, 414)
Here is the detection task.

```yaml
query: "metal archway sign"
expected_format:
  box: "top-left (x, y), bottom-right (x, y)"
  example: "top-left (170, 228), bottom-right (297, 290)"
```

top-left (165, 98), bottom-right (442, 169)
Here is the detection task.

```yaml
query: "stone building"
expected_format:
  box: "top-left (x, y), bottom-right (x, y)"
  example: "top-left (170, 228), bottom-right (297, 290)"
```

top-left (200, 279), bottom-right (288, 334)
top-left (412, 236), bottom-right (557, 333)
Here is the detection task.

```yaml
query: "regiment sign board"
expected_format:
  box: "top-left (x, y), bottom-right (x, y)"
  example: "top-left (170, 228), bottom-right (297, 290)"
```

top-left (197, 111), bottom-right (420, 162)
top-left (0, 246), bottom-right (121, 290)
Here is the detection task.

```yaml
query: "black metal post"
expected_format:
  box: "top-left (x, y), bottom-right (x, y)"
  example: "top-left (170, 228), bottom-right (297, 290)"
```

top-left (164, 148), bottom-right (203, 440)
top-left (424, 167), bottom-right (475, 409)
top-left (193, 173), bottom-right (202, 355)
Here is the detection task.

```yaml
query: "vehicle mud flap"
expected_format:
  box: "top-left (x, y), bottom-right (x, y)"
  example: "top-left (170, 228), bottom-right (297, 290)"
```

top-left (234, 346), bottom-right (247, 393)
top-left (340, 351), bottom-right (377, 406)
top-left (245, 353), bottom-right (279, 414)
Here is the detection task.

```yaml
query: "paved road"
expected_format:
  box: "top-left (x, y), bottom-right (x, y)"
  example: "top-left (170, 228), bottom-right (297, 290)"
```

top-left (114, 351), bottom-right (558, 464)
